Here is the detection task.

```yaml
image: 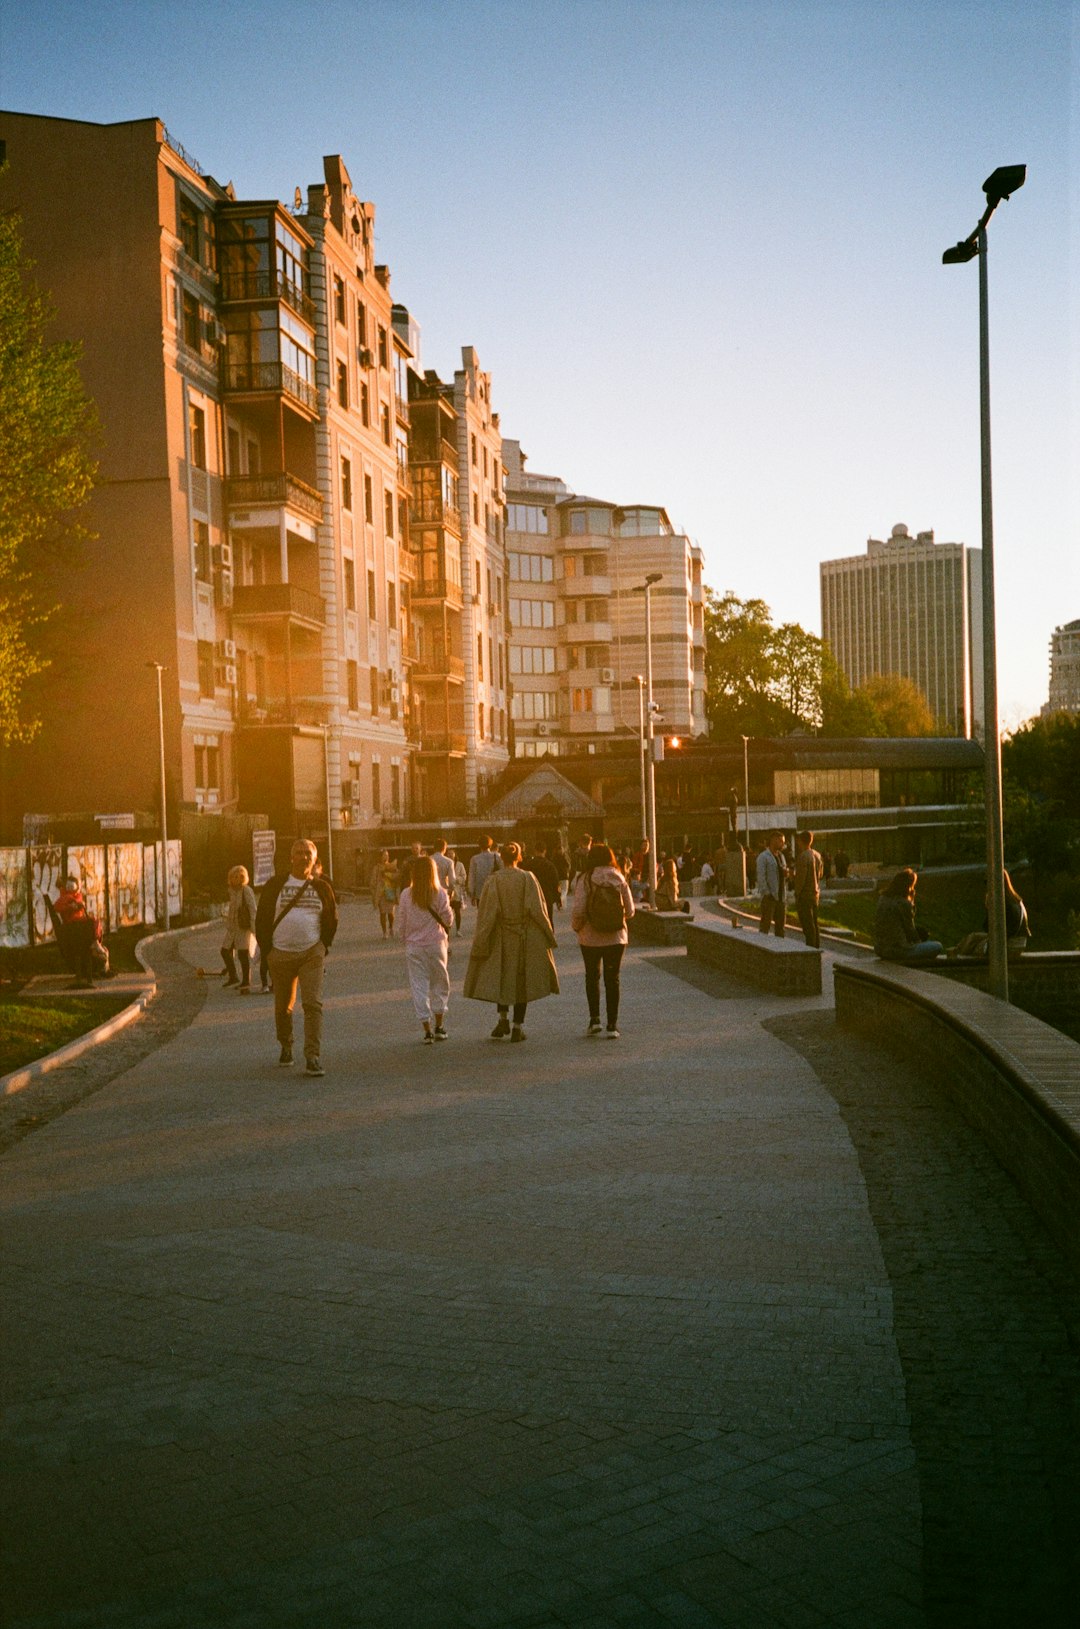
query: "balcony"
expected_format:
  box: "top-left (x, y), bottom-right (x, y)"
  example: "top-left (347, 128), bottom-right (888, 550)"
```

top-left (231, 582), bottom-right (326, 628)
top-left (222, 360), bottom-right (318, 418)
top-left (220, 268), bottom-right (315, 327)
top-left (225, 473), bottom-right (324, 522)
top-left (410, 576), bottom-right (464, 607)
top-left (407, 496), bottom-right (461, 535)
top-left (558, 620), bottom-right (613, 644)
top-left (562, 575), bottom-right (612, 597)
top-left (415, 731), bottom-right (467, 755)
top-left (413, 654), bottom-right (466, 681)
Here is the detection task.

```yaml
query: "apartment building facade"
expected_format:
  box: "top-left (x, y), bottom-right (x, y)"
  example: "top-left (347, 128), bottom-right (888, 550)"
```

top-left (0, 113), bottom-right (419, 870)
top-left (502, 442), bottom-right (706, 758)
top-left (820, 523), bottom-right (983, 739)
top-left (1043, 619), bottom-right (1080, 715)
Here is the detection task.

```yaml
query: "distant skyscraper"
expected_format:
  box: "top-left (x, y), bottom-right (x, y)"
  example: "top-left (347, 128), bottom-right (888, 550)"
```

top-left (820, 524), bottom-right (983, 738)
top-left (1043, 619), bottom-right (1080, 715)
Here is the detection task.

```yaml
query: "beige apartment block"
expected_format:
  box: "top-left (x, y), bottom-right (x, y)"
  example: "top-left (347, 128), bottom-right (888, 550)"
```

top-left (0, 113), bottom-right (410, 874)
top-left (821, 523), bottom-right (983, 739)
top-left (1043, 619), bottom-right (1080, 716)
top-left (502, 442), bottom-right (706, 760)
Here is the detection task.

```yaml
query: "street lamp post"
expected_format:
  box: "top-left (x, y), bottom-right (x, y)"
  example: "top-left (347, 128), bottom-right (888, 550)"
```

top-left (634, 573), bottom-right (663, 906)
top-left (741, 735), bottom-right (750, 863)
top-left (634, 674), bottom-right (647, 863)
top-left (942, 163), bottom-right (1026, 1002)
top-left (147, 662), bottom-right (170, 932)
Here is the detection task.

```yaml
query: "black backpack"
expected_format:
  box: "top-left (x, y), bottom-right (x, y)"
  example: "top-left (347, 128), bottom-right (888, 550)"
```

top-left (586, 876), bottom-right (626, 933)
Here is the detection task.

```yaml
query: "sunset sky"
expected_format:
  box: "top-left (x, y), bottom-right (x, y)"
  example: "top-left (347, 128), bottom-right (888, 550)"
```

top-left (2, 0), bottom-right (1074, 725)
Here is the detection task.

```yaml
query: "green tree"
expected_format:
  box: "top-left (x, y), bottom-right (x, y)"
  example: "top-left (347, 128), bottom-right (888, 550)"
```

top-left (0, 203), bottom-right (97, 744)
top-left (819, 649), bottom-right (885, 737)
top-left (1001, 712), bottom-right (1080, 873)
top-left (856, 673), bottom-right (938, 737)
top-left (703, 591), bottom-right (823, 737)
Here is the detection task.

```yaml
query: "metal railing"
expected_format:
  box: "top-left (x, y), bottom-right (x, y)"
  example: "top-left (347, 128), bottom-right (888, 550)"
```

top-left (231, 583), bottom-right (326, 625)
top-left (225, 473), bottom-right (324, 521)
top-left (219, 268), bottom-right (315, 326)
top-left (222, 361), bottom-right (318, 416)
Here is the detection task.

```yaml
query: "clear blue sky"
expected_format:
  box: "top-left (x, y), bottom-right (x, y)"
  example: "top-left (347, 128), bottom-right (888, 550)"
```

top-left (3, 0), bottom-right (1075, 725)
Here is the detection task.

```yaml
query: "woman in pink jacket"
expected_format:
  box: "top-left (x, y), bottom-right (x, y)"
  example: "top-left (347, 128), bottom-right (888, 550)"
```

top-left (570, 843), bottom-right (636, 1038)
top-left (396, 855), bottom-right (454, 1043)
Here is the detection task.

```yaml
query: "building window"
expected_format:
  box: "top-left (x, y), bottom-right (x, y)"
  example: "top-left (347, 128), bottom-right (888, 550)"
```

top-left (193, 520), bottom-right (211, 582)
top-left (194, 735), bottom-right (221, 792)
top-left (511, 691), bottom-right (556, 720)
top-left (179, 196), bottom-right (200, 260)
top-left (380, 403), bottom-right (391, 446)
top-left (181, 290), bottom-right (201, 350)
top-left (357, 304), bottom-right (367, 347)
top-left (509, 646), bottom-right (555, 676)
top-left (478, 703), bottom-right (485, 740)
top-left (197, 641), bottom-right (216, 697)
top-left (477, 633), bottom-right (484, 681)
top-left (367, 568), bottom-right (377, 620)
top-left (387, 580), bottom-right (396, 625)
top-left (482, 446), bottom-right (488, 477)
top-left (188, 403), bottom-right (207, 469)
top-left (472, 492), bottom-right (479, 525)
top-left (336, 360), bottom-right (349, 408)
top-left (508, 552), bottom-right (554, 583)
top-left (377, 325), bottom-right (388, 368)
top-left (506, 502), bottom-right (549, 535)
top-left (384, 490), bottom-right (395, 538)
top-left (344, 556), bottom-right (356, 611)
top-left (571, 688), bottom-right (594, 713)
top-left (372, 759), bottom-right (381, 810)
top-left (360, 382), bottom-right (370, 426)
top-left (475, 560), bottom-right (482, 596)
top-left (390, 762), bottom-right (400, 812)
top-left (471, 433), bottom-right (477, 467)
top-left (509, 598), bottom-right (554, 629)
top-left (364, 473), bottom-right (374, 523)
top-left (341, 456), bottom-right (352, 511)
top-left (347, 660), bottom-right (359, 711)
top-left (370, 665), bottom-right (380, 715)
top-left (333, 274), bottom-right (346, 326)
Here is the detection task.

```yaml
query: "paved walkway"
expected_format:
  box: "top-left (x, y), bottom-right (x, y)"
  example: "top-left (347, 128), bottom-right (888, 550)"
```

top-left (2, 905), bottom-right (1078, 1628)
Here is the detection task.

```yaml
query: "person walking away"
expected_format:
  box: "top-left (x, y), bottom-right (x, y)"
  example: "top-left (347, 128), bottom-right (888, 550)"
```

top-left (467, 835), bottom-right (501, 905)
top-left (431, 837), bottom-right (455, 897)
top-left (550, 841), bottom-right (570, 906)
top-left (447, 849), bottom-right (467, 935)
top-left (525, 841), bottom-right (561, 921)
top-left (396, 854), bottom-right (453, 1042)
top-left (464, 842), bottom-right (558, 1042)
top-left (370, 849), bottom-right (399, 938)
top-left (873, 868), bottom-right (943, 964)
top-left (571, 843), bottom-right (635, 1038)
top-left (256, 839), bottom-right (338, 1075)
top-left (756, 831), bottom-right (788, 938)
top-left (222, 865), bottom-right (258, 990)
top-left (793, 830), bottom-right (824, 948)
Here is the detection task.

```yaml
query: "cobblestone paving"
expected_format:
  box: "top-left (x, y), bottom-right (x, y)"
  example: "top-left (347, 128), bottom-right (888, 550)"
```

top-left (0, 909), bottom-right (1075, 1626)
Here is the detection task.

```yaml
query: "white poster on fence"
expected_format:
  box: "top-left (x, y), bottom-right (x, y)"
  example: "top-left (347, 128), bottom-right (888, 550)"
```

top-left (0, 849), bottom-right (30, 949)
top-left (252, 830), bottom-right (276, 887)
top-left (142, 844), bottom-right (158, 927)
top-left (30, 845), bottom-right (64, 944)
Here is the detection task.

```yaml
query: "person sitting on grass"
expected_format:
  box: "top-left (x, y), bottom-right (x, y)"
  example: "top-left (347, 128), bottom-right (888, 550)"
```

top-left (873, 869), bottom-right (943, 965)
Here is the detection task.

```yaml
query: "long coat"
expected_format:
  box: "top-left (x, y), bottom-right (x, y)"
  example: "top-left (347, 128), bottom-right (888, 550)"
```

top-left (463, 866), bottom-right (559, 1006)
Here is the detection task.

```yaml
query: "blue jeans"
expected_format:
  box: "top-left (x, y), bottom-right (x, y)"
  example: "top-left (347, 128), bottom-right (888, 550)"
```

top-left (884, 940), bottom-right (943, 964)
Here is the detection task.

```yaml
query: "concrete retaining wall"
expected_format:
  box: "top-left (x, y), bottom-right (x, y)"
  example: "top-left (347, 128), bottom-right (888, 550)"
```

top-left (686, 919), bottom-right (822, 996)
top-left (834, 961), bottom-right (1080, 1276)
top-left (928, 953), bottom-right (1080, 1038)
top-left (628, 911), bottom-right (694, 948)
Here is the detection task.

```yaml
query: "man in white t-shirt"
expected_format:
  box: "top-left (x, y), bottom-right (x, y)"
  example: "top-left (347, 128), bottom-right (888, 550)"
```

top-left (255, 839), bottom-right (338, 1075)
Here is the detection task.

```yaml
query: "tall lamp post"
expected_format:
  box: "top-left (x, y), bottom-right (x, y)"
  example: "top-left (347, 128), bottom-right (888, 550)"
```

top-left (942, 163), bottom-right (1026, 1002)
top-left (147, 662), bottom-right (170, 932)
top-left (634, 674), bottom-right (647, 862)
top-left (633, 573), bottom-right (663, 905)
top-left (741, 734), bottom-right (751, 862)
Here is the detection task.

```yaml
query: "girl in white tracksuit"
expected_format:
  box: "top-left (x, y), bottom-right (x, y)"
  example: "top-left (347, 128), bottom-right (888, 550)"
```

top-left (396, 855), bottom-right (454, 1043)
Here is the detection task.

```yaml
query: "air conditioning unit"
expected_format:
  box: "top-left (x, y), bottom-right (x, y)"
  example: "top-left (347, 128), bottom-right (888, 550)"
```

top-left (215, 575), bottom-right (233, 609)
top-left (222, 638), bottom-right (237, 660)
top-left (350, 778), bottom-right (361, 800)
top-left (212, 542), bottom-right (233, 570)
top-left (536, 722), bottom-right (550, 737)
top-left (213, 319), bottom-right (226, 345)
top-left (224, 663), bottom-right (238, 686)
top-left (358, 347), bottom-right (374, 369)
top-left (600, 667), bottom-right (615, 683)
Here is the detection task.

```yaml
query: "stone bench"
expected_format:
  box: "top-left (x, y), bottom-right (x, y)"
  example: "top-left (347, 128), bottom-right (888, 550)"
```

top-left (628, 909), bottom-right (695, 948)
top-left (834, 961), bottom-right (1080, 1275)
top-left (685, 918), bottom-right (822, 996)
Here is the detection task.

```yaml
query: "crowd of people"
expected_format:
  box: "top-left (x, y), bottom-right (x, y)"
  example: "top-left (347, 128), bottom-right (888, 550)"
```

top-left (204, 825), bottom-right (1031, 1076)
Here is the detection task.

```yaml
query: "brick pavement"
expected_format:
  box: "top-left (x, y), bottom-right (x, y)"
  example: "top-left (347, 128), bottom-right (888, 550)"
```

top-left (1, 904), bottom-right (1077, 1627)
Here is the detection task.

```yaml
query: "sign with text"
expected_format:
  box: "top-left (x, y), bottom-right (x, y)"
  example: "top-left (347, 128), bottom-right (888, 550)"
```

top-left (96, 814), bottom-right (136, 830)
top-left (252, 831), bottom-right (277, 887)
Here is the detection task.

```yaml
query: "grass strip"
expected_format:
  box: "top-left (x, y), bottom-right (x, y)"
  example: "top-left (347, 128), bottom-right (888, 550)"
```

top-left (0, 996), bottom-right (132, 1077)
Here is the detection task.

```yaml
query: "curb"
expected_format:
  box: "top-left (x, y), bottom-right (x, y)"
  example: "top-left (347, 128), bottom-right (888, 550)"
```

top-left (0, 920), bottom-right (215, 1099)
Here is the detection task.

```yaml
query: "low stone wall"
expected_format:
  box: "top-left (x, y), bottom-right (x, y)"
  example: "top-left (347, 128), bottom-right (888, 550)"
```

top-left (834, 961), bottom-right (1080, 1276)
top-left (629, 910), bottom-right (694, 948)
top-left (927, 953), bottom-right (1080, 1040)
top-left (686, 919), bottom-right (822, 996)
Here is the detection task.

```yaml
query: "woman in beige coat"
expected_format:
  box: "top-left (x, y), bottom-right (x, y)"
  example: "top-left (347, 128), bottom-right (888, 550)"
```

top-left (463, 842), bottom-right (559, 1042)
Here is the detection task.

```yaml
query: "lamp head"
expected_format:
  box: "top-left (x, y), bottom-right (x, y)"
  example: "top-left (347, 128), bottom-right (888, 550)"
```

top-left (983, 164), bottom-right (1026, 207)
top-left (644, 572), bottom-right (663, 587)
top-left (942, 239), bottom-right (978, 265)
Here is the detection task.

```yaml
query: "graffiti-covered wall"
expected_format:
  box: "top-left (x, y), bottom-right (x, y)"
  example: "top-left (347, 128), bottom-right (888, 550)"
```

top-left (0, 842), bottom-right (182, 950)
